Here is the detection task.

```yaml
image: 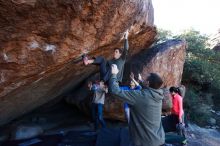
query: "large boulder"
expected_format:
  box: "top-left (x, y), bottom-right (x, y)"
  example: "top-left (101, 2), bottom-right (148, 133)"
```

top-left (208, 29), bottom-right (220, 51)
top-left (66, 39), bottom-right (187, 121)
top-left (124, 39), bottom-right (186, 87)
top-left (0, 0), bottom-right (156, 125)
top-left (12, 125), bottom-right (43, 140)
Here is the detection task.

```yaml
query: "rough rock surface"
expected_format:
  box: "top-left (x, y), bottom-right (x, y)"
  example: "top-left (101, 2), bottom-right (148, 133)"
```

top-left (66, 39), bottom-right (186, 121)
top-left (208, 30), bottom-right (220, 51)
top-left (124, 39), bottom-right (186, 86)
top-left (0, 0), bottom-right (156, 125)
top-left (187, 124), bottom-right (220, 146)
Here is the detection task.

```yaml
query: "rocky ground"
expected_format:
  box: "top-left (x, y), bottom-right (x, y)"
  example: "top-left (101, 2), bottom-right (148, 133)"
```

top-left (0, 101), bottom-right (220, 146)
top-left (187, 124), bottom-right (220, 146)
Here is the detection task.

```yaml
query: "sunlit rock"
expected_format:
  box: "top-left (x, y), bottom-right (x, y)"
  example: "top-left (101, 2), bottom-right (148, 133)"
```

top-left (0, 0), bottom-right (156, 125)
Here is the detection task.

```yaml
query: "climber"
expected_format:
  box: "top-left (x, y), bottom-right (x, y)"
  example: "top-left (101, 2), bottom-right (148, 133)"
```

top-left (109, 64), bottom-right (165, 146)
top-left (120, 72), bottom-right (142, 123)
top-left (82, 30), bottom-right (129, 84)
top-left (88, 80), bottom-right (108, 130)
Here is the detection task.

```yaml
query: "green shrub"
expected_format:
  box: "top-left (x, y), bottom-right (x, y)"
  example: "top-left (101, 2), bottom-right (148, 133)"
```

top-left (184, 88), bottom-right (212, 126)
top-left (177, 29), bottom-right (220, 89)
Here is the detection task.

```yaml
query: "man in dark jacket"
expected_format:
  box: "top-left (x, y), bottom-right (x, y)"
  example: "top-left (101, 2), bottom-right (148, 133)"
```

top-left (82, 30), bottom-right (129, 83)
top-left (109, 64), bottom-right (165, 146)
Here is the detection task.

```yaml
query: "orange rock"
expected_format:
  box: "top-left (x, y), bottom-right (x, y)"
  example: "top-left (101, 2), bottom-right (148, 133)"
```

top-left (0, 0), bottom-right (156, 125)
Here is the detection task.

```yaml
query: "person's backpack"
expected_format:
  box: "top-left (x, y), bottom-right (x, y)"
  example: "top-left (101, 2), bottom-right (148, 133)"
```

top-left (162, 88), bottom-right (173, 111)
top-left (177, 85), bottom-right (186, 98)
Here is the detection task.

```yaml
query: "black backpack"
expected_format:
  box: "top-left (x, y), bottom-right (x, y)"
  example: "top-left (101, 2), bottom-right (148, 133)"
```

top-left (177, 85), bottom-right (186, 98)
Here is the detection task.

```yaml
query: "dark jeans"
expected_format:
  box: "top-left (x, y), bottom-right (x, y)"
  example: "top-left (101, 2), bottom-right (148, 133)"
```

top-left (93, 56), bottom-right (111, 83)
top-left (92, 103), bottom-right (106, 130)
top-left (162, 114), bottom-right (179, 132)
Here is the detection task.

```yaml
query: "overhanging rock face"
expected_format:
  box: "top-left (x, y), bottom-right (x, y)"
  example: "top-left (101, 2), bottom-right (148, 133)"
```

top-left (66, 39), bottom-right (187, 121)
top-left (0, 0), bottom-right (156, 125)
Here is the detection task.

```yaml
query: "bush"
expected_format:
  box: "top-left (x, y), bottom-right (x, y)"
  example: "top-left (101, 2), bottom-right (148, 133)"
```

top-left (184, 88), bottom-right (212, 126)
top-left (177, 29), bottom-right (220, 89)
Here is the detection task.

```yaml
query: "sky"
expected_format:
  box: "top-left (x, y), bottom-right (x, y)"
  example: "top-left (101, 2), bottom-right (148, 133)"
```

top-left (153, 0), bottom-right (220, 35)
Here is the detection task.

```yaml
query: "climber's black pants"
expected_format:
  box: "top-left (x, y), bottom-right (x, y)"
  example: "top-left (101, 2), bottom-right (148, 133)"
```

top-left (93, 56), bottom-right (111, 83)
